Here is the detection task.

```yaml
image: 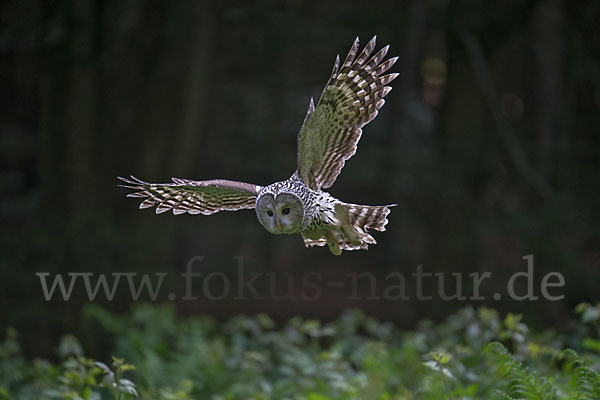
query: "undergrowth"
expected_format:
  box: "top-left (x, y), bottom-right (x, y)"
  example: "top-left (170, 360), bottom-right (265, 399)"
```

top-left (1, 303), bottom-right (599, 399)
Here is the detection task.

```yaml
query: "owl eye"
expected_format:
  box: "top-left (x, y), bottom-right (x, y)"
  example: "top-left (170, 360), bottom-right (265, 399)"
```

top-left (282, 207), bottom-right (291, 215)
top-left (267, 210), bottom-right (273, 217)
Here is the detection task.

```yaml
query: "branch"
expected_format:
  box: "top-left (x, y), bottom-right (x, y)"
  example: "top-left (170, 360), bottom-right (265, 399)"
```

top-left (460, 31), bottom-right (552, 200)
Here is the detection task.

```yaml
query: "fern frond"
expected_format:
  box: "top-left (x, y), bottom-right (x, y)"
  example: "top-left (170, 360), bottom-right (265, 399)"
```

top-left (562, 348), bottom-right (600, 400)
top-left (488, 342), bottom-right (557, 400)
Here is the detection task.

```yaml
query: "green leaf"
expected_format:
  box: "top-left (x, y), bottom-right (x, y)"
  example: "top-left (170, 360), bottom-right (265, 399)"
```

top-left (583, 338), bottom-right (600, 353)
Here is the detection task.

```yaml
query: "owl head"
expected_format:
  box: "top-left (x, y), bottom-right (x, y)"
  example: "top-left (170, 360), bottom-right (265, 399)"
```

top-left (255, 192), bottom-right (304, 234)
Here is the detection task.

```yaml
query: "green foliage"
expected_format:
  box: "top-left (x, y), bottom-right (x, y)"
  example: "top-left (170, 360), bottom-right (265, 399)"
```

top-left (1, 305), bottom-right (599, 399)
top-left (487, 342), bottom-right (556, 399)
top-left (561, 349), bottom-right (600, 400)
top-left (0, 330), bottom-right (137, 400)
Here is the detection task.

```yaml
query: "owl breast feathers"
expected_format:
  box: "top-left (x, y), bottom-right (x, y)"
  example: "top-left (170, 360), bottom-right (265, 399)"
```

top-left (119, 36), bottom-right (398, 255)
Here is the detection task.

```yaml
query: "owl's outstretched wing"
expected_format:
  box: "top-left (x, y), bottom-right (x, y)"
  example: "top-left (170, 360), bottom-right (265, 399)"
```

top-left (296, 36), bottom-right (398, 190)
top-left (118, 176), bottom-right (262, 215)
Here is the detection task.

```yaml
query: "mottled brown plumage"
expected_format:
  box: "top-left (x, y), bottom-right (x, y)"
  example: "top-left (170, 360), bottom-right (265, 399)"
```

top-left (297, 35), bottom-right (398, 190)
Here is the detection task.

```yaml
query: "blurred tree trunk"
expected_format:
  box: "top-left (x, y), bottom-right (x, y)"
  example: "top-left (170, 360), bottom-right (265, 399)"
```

top-left (389, 0), bottom-right (428, 175)
top-left (397, 0), bottom-right (427, 102)
top-left (66, 0), bottom-right (98, 218)
top-left (172, 0), bottom-right (216, 175)
top-left (41, 0), bottom-right (99, 219)
top-left (531, 0), bottom-right (563, 173)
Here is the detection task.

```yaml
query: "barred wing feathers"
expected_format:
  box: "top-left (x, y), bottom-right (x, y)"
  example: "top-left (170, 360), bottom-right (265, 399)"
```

top-left (297, 36), bottom-right (398, 190)
top-left (118, 176), bottom-right (262, 215)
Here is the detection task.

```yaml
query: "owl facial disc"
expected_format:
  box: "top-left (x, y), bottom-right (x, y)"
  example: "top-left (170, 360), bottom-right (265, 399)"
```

top-left (255, 192), bottom-right (304, 235)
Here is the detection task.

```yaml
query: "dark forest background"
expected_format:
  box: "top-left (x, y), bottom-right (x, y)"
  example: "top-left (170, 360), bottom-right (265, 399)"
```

top-left (1, 0), bottom-right (599, 359)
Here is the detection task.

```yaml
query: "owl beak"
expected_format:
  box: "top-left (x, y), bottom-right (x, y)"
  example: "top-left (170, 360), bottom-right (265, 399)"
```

top-left (276, 220), bottom-right (281, 230)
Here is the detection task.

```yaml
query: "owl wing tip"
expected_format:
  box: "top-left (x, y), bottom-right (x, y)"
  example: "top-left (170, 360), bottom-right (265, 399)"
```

top-left (117, 175), bottom-right (147, 186)
top-left (117, 176), bottom-right (133, 185)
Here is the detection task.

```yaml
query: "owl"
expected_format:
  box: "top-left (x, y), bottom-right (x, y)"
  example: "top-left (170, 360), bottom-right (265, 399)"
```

top-left (119, 36), bottom-right (398, 255)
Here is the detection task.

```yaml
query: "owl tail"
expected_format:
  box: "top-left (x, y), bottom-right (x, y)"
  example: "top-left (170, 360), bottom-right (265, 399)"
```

top-left (336, 202), bottom-right (394, 247)
top-left (302, 202), bottom-right (394, 254)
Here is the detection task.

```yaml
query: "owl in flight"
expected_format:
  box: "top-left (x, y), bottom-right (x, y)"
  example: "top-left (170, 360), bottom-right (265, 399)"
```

top-left (119, 36), bottom-right (398, 255)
